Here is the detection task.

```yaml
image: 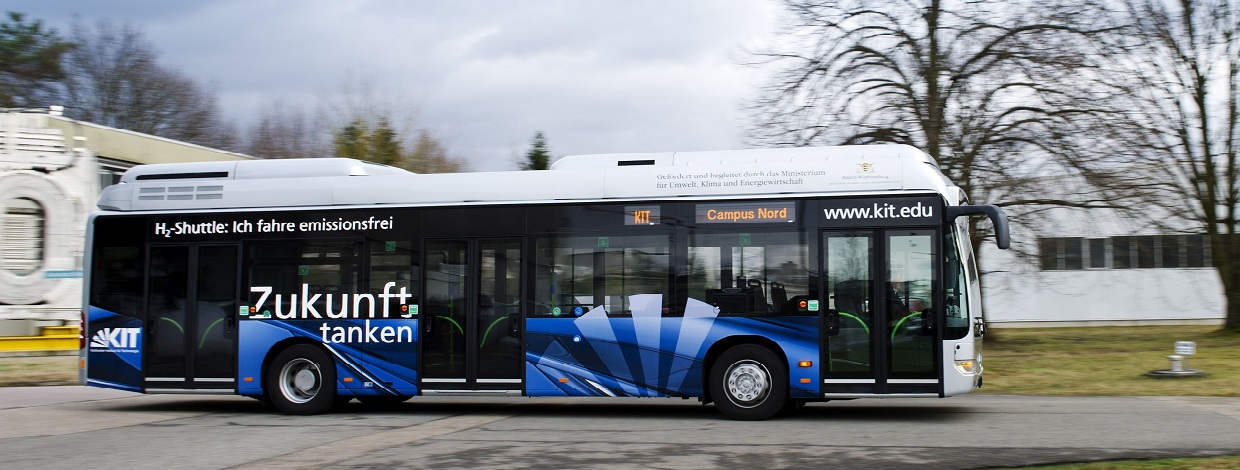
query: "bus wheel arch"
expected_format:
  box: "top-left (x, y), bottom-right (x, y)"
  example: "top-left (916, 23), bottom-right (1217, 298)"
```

top-left (265, 342), bottom-right (338, 415)
top-left (704, 339), bottom-right (788, 419)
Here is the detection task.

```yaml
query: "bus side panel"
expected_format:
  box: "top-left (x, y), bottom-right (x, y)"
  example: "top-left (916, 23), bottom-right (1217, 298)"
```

top-left (237, 319), bottom-right (418, 397)
top-left (354, 319), bottom-right (418, 396)
top-left (525, 316), bottom-right (819, 398)
top-left (237, 321), bottom-right (292, 396)
top-left (762, 316), bottom-right (821, 398)
top-left (84, 306), bottom-right (144, 392)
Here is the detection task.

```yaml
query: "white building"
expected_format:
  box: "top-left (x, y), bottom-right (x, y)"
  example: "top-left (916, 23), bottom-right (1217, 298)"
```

top-left (981, 196), bottom-right (1224, 327)
top-left (0, 108), bottom-right (250, 336)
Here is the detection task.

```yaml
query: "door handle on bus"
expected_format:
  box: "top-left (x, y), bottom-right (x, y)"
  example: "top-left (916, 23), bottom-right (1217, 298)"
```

top-left (508, 314), bottom-right (520, 337)
top-left (822, 310), bottom-right (840, 337)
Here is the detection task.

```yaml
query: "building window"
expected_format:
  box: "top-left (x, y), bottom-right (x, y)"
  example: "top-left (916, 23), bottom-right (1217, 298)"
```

top-left (1088, 238), bottom-right (1107, 268)
top-left (1135, 236), bottom-right (1155, 268)
top-left (1185, 235), bottom-right (1208, 268)
top-left (1112, 237), bottom-right (1132, 269)
top-left (2, 198), bottom-right (44, 276)
top-left (97, 157), bottom-right (134, 192)
top-left (1040, 234), bottom-right (1211, 271)
top-left (1160, 236), bottom-right (1180, 269)
top-left (1039, 237), bottom-right (1083, 271)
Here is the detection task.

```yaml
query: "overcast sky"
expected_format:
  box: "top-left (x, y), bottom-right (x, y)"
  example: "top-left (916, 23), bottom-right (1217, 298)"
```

top-left (10, 1), bottom-right (784, 171)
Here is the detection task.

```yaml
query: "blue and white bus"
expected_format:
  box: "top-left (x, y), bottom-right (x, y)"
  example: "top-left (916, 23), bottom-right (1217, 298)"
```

top-left (81, 144), bottom-right (1008, 420)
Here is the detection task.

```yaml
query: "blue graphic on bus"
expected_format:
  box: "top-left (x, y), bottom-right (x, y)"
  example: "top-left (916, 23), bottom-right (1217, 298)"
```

top-left (85, 306), bottom-right (143, 392)
top-left (237, 319), bottom-right (419, 398)
top-left (524, 298), bottom-right (819, 398)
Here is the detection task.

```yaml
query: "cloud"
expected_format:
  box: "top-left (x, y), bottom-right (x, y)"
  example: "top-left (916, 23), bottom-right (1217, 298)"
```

top-left (9, 0), bottom-right (780, 170)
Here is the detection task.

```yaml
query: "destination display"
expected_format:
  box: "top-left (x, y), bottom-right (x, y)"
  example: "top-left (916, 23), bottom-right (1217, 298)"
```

top-left (625, 205), bottom-right (661, 225)
top-left (695, 202), bottom-right (796, 224)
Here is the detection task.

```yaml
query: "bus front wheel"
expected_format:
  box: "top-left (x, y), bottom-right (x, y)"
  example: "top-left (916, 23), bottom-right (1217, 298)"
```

top-left (267, 344), bottom-right (337, 415)
top-left (710, 344), bottom-right (787, 421)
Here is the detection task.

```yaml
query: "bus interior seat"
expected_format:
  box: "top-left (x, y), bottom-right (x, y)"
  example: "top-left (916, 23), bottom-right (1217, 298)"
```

top-left (747, 279), bottom-right (769, 311)
top-left (706, 289), bottom-right (749, 314)
top-left (770, 282), bottom-right (788, 308)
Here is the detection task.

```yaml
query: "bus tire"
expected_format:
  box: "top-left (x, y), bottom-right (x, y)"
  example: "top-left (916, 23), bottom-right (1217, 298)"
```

top-left (709, 344), bottom-right (787, 421)
top-left (267, 344), bottom-right (337, 415)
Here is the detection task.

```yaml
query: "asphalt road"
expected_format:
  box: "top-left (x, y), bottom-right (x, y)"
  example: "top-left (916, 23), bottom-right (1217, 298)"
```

top-left (1, 387), bottom-right (1237, 469)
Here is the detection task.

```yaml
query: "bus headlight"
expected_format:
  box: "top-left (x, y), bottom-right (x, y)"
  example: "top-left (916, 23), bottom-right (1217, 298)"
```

top-left (954, 359), bottom-right (976, 374)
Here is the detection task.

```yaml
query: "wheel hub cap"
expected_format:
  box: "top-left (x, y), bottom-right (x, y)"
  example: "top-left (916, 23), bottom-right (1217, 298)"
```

top-left (726, 361), bottom-right (770, 407)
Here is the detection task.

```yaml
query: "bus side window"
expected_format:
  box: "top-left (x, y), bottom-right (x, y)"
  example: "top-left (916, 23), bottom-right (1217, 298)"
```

top-left (690, 230), bottom-right (809, 316)
top-left (248, 241), bottom-right (362, 315)
top-left (369, 240), bottom-right (418, 317)
top-left (533, 235), bottom-right (669, 317)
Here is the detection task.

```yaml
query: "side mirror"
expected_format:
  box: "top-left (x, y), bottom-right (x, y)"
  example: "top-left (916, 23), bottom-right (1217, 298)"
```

top-left (946, 205), bottom-right (1010, 249)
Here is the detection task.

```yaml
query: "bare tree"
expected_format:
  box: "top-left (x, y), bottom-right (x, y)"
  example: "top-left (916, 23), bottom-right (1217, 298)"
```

top-left (315, 74), bottom-right (419, 141)
top-left (60, 20), bottom-right (237, 150)
top-left (749, 0), bottom-right (1125, 260)
top-left (406, 130), bottom-right (466, 173)
top-left (1089, 0), bottom-right (1240, 330)
top-left (312, 75), bottom-right (467, 172)
top-left (246, 100), bottom-right (325, 159)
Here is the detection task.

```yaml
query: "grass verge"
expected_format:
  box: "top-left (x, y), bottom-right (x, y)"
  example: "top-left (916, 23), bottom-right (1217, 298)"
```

top-left (978, 325), bottom-right (1240, 396)
top-left (0, 354), bottom-right (78, 386)
top-left (1026, 456), bottom-right (1240, 469)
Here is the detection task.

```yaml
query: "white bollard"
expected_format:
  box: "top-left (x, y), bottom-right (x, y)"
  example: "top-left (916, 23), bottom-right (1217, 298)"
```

top-left (1147, 342), bottom-right (1204, 378)
top-left (1167, 355), bottom-right (1183, 372)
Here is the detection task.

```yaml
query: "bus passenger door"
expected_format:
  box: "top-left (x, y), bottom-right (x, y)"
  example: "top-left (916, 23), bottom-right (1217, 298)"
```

top-left (145, 245), bottom-right (239, 391)
top-left (421, 239), bottom-right (523, 392)
top-left (820, 230), bottom-right (939, 396)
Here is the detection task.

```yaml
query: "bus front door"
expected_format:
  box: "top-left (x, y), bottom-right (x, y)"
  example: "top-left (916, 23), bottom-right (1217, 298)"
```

top-left (820, 230), bottom-right (940, 396)
top-left (420, 239), bottom-right (523, 392)
top-left (145, 245), bottom-right (239, 392)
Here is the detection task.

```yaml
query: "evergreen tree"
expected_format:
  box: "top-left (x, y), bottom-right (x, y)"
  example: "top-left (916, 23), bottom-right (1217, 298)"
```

top-left (520, 131), bottom-right (551, 170)
top-left (332, 118), bottom-right (465, 173)
top-left (0, 12), bottom-right (73, 108)
top-left (369, 119), bottom-right (403, 166)
top-left (334, 119), bottom-right (370, 160)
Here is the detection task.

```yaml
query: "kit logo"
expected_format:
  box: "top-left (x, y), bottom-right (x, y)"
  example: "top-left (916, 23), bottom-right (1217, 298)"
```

top-left (90, 327), bottom-right (141, 351)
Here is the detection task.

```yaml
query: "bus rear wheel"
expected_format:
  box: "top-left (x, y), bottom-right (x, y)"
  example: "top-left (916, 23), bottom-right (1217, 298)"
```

top-left (710, 344), bottom-right (787, 421)
top-left (267, 344), bottom-right (337, 415)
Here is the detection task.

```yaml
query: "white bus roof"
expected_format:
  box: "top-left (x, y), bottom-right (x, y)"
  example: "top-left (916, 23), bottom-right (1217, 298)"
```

top-left (97, 144), bottom-right (954, 212)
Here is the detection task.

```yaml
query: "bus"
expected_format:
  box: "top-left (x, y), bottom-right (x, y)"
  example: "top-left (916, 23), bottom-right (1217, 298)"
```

top-left (80, 144), bottom-right (1009, 420)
